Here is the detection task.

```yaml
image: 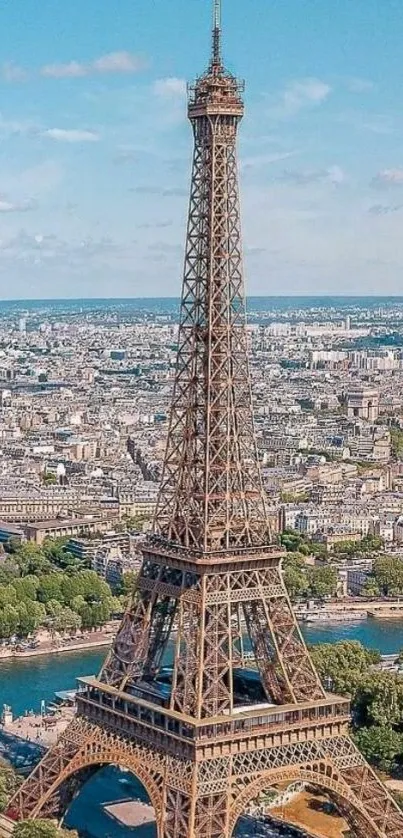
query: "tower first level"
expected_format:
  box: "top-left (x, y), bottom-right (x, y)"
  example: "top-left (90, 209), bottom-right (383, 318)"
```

top-left (6, 665), bottom-right (400, 838)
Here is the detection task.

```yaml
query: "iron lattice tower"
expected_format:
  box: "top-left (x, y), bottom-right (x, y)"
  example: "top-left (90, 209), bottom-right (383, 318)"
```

top-left (5, 4), bottom-right (403, 837)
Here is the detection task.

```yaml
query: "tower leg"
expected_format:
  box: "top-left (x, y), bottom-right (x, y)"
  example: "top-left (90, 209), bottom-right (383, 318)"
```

top-left (6, 719), bottom-right (165, 831)
top-left (164, 788), bottom-right (229, 838)
top-left (227, 737), bottom-right (403, 838)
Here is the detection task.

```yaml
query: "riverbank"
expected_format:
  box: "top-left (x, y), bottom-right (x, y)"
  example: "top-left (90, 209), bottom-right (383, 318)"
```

top-left (0, 623), bottom-right (120, 660)
top-left (2, 618), bottom-right (403, 723)
top-left (296, 597), bottom-right (403, 623)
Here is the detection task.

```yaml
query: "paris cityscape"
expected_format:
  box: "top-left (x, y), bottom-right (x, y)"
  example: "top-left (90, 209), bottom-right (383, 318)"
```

top-left (1, 1), bottom-right (403, 838)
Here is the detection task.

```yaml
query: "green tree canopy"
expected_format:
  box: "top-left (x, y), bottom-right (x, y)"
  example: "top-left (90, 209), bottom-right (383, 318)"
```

top-left (283, 554), bottom-right (309, 599)
top-left (37, 575), bottom-right (64, 604)
top-left (0, 760), bottom-right (20, 812)
top-left (307, 565), bottom-right (338, 599)
top-left (372, 556), bottom-right (403, 596)
top-left (355, 671), bottom-right (403, 727)
top-left (0, 584), bottom-right (17, 608)
top-left (14, 821), bottom-right (78, 838)
top-left (52, 607), bottom-right (81, 634)
top-left (310, 640), bottom-right (380, 699)
top-left (354, 726), bottom-right (403, 772)
top-left (12, 576), bottom-right (40, 603)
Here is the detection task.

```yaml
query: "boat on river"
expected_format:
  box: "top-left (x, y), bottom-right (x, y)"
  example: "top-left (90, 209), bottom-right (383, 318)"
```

top-left (301, 610), bottom-right (368, 624)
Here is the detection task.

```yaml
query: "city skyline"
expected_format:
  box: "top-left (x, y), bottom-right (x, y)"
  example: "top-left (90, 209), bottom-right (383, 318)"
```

top-left (1, 0), bottom-right (403, 298)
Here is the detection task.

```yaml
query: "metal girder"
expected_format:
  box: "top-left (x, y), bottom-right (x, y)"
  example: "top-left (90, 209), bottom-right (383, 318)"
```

top-left (8, 721), bottom-right (403, 838)
top-left (154, 94), bottom-right (268, 553)
top-left (100, 561), bottom-right (324, 712)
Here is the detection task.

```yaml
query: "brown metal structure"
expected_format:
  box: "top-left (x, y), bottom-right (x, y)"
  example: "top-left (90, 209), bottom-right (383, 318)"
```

top-left (6, 3), bottom-right (403, 837)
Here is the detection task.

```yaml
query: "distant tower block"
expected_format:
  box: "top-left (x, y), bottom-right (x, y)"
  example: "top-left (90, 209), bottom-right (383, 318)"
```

top-left (347, 388), bottom-right (379, 422)
top-left (345, 315), bottom-right (351, 331)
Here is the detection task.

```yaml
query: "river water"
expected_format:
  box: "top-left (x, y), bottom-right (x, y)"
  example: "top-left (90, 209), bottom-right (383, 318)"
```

top-left (2, 619), bottom-right (403, 838)
top-left (2, 620), bottom-right (403, 718)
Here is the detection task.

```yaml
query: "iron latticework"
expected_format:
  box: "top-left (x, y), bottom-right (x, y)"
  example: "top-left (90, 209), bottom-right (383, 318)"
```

top-left (5, 4), bottom-right (403, 837)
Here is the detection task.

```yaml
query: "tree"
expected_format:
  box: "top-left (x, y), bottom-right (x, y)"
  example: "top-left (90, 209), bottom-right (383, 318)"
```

top-left (372, 556), bottom-right (403, 596)
top-left (307, 565), bottom-right (338, 599)
top-left (14, 821), bottom-right (78, 838)
top-left (118, 570), bottom-right (139, 597)
top-left (15, 601), bottom-right (45, 637)
top-left (0, 604), bottom-right (19, 639)
top-left (391, 427), bottom-right (403, 459)
top-left (53, 607), bottom-right (81, 634)
top-left (354, 726), bottom-right (403, 772)
top-left (355, 672), bottom-right (403, 727)
top-left (42, 472), bottom-right (57, 485)
top-left (280, 531), bottom-right (306, 553)
top-left (282, 554), bottom-right (309, 599)
top-left (42, 539), bottom-right (82, 572)
top-left (0, 584), bottom-right (17, 608)
top-left (45, 599), bottom-right (63, 618)
top-left (13, 543), bottom-right (52, 577)
top-left (37, 575), bottom-right (64, 604)
top-left (70, 595), bottom-right (86, 613)
top-left (106, 595), bottom-right (123, 616)
top-left (5, 536), bottom-right (22, 554)
top-left (12, 575), bottom-right (40, 602)
top-left (61, 570), bottom-right (111, 605)
top-left (0, 760), bottom-right (20, 812)
top-left (362, 578), bottom-right (381, 597)
top-left (0, 559), bottom-right (20, 585)
top-left (123, 515), bottom-right (149, 532)
top-left (310, 640), bottom-right (380, 699)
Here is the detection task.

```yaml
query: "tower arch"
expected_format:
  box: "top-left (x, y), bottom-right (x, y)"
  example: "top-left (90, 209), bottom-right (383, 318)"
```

top-left (6, 721), bottom-right (163, 834)
top-left (229, 764), bottom-right (382, 838)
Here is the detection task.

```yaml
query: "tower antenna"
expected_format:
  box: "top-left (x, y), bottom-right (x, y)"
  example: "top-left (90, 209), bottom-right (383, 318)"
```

top-left (212, 0), bottom-right (222, 67)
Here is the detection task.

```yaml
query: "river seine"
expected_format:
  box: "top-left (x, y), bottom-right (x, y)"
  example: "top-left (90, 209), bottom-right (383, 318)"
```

top-left (2, 620), bottom-right (403, 718)
top-left (2, 619), bottom-right (403, 838)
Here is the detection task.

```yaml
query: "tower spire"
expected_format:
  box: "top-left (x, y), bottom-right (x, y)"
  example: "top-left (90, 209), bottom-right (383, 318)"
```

top-left (211, 0), bottom-right (222, 67)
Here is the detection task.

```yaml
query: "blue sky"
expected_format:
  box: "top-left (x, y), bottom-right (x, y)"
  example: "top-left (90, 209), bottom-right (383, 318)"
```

top-left (1, 0), bottom-right (403, 298)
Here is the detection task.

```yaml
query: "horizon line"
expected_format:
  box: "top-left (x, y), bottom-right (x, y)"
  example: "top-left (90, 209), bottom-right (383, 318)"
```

top-left (1, 294), bottom-right (403, 303)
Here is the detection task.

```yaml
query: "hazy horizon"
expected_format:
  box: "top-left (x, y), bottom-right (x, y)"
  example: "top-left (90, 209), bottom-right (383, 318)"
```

top-left (0, 293), bottom-right (403, 305)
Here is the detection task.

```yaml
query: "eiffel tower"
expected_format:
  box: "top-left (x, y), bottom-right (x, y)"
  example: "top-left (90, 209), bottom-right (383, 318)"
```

top-left (4, 3), bottom-right (403, 837)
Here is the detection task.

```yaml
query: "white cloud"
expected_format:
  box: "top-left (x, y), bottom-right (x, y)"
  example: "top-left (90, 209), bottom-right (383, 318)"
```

top-left (240, 175), bottom-right (403, 295)
top-left (327, 165), bottom-right (346, 185)
top-left (0, 198), bottom-right (34, 213)
top-left (41, 61), bottom-right (87, 79)
top-left (337, 111), bottom-right (395, 136)
top-left (346, 77), bottom-right (375, 93)
top-left (280, 78), bottom-right (331, 115)
top-left (40, 52), bottom-right (145, 79)
top-left (241, 151), bottom-right (299, 172)
top-left (373, 169), bottom-right (403, 187)
top-left (368, 204), bottom-right (402, 216)
top-left (154, 77), bottom-right (187, 98)
top-left (93, 52), bottom-right (145, 73)
top-left (1, 161), bottom-right (64, 197)
top-left (42, 128), bottom-right (100, 143)
top-left (1, 62), bottom-right (27, 83)
top-left (0, 115), bottom-right (34, 137)
top-left (280, 165), bottom-right (346, 186)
